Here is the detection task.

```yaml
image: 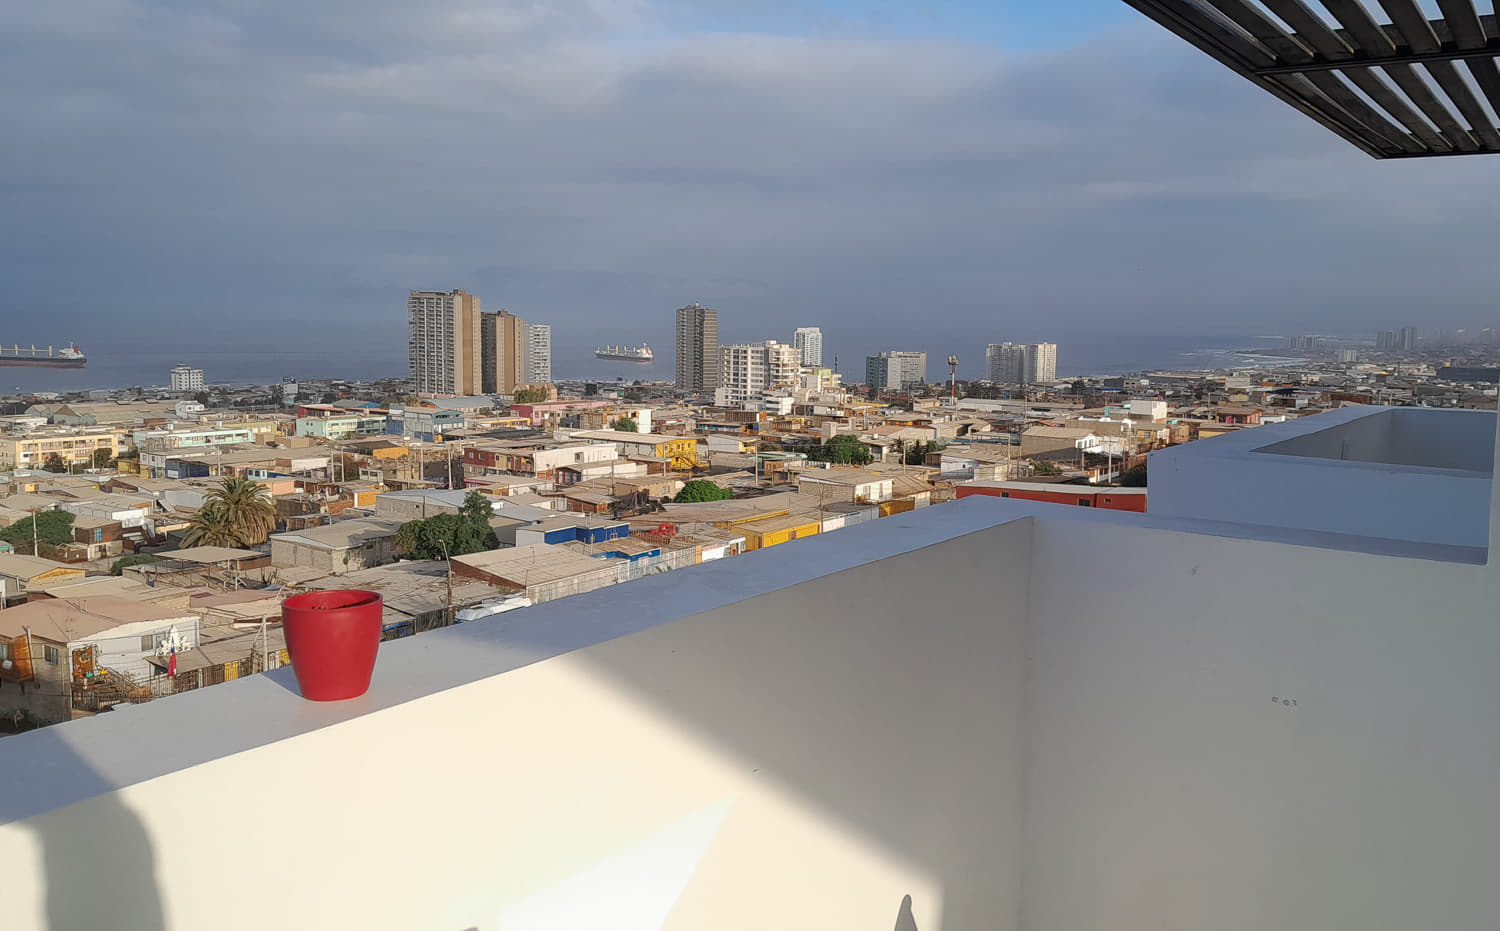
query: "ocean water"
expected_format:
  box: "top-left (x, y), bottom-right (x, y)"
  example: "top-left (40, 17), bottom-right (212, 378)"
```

top-left (0, 331), bottom-right (1302, 396)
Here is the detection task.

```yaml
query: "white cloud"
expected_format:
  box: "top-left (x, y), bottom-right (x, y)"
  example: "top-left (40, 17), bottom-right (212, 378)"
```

top-left (1, 0), bottom-right (1497, 357)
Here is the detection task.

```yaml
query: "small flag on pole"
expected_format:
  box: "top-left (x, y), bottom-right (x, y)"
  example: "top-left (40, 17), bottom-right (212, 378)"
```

top-left (167, 647), bottom-right (177, 677)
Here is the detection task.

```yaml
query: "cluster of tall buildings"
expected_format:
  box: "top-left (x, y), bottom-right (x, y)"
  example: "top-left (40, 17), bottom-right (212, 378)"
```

top-left (864, 352), bottom-right (928, 391)
top-left (674, 304), bottom-right (827, 402)
top-left (985, 342), bottom-right (1057, 386)
top-left (1375, 327), bottom-right (1418, 352)
top-left (408, 289), bottom-right (551, 395)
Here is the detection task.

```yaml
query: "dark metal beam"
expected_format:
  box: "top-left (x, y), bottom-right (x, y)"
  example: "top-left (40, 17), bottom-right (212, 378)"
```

top-left (1255, 45), bottom-right (1500, 75)
top-left (1122, 0), bottom-right (1393, 158)
top-left (1123, 0), bottom-right (1500, 158)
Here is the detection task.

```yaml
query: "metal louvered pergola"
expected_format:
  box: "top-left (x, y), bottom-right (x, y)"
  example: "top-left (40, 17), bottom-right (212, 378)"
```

top-left (1123, 0), bottom-right (1500, 158)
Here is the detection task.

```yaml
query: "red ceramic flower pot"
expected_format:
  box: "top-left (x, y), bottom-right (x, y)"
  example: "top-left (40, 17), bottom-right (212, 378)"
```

top-left (281, 590), bottom-right (383, 701)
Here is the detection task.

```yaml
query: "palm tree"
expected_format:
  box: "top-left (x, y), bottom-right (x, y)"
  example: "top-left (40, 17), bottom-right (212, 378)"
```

top-left (202, 476), bottom-right (276, 545)
top-left (181, 504), bottom-right (242, 548)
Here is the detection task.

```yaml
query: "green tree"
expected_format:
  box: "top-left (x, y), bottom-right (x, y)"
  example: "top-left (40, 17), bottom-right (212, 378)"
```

top-left (807, 434), bottom-right (873, 466)
top-left (111, 554), bottom-right (166, 576)
top-left (193, 391), bottom-right (211, 406)
top-left (396, 491), bottom-right (497, 560)
top-left (181, 477), bottom-right (275, 548)
top-left (1119, 463), bottom-right (1148, 487)
top-left (42, 453), bottom-right (68, 473)
top-left (903, 440), bottom-right (946, 465)
top-left (674, 480), bottom-right (733, 503)
top-left (1, 511), bottom-right (76, 553)
top-left (612, 417), bottom-right (639, 432)
top-left (181, 504), bottom-right (242, 548)
top-left (513, 388), bottom-right (548, 404)
top-left (1030, 460), bottom-right (1063, 476)
top-left (91, 447), bottom-right (116, 469)
top-left (203, 476), bottom-right (276, 545)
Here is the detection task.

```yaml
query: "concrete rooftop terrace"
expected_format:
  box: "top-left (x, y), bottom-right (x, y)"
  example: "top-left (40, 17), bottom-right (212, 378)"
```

top-left (0, 406), bottom-right (1498, 929)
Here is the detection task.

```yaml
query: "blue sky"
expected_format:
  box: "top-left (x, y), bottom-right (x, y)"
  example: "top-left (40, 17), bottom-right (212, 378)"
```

top-left (656, 1), bottom-right (1136, 47)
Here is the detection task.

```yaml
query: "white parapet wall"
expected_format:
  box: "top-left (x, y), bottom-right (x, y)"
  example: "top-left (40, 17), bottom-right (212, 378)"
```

top-left (1150, 406), bottom-right (1496, 550)
top-left (1, 481), bottom-right (1499, 930)
top-left (0, 505), bottom-right (1035, 931)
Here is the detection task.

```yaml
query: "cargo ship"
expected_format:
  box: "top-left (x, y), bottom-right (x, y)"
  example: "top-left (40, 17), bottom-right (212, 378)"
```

top-left (0, 343), bottom-right (86, 368)
top-left (595, 343), bottom-right (654, 363)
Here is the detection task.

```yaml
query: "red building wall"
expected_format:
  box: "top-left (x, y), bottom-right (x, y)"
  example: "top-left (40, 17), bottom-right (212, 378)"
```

top-left (956, 484), bottom-right (1148, 513)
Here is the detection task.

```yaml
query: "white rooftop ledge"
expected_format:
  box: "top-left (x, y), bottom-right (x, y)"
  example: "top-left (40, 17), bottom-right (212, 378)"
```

top-left (1152, 407), bottom-right (1496, 549)
top-left (1, 433), bottom-right (1498, 929)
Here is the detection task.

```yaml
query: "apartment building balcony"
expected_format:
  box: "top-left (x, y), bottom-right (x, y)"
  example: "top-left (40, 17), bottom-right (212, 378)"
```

top-left (1, 406), bottom-right (1498, 930)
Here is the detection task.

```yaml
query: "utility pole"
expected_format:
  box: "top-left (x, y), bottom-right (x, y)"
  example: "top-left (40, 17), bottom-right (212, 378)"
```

top-left (437, 539), bottom-right (453, 629)
top-left (948, 355), bottom-right (959, 405)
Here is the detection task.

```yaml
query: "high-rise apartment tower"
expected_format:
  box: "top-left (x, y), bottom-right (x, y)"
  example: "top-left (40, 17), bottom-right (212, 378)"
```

top-left (409, 289), bottom-right (483, 395)
top-left (675, 303), bottom-right (719, 392)
top-left (525, 323), bottom-right (552, 384)
top-left (481, 310), bottom-right (528, 395)
top-left (987, 341), bottom-right (1057, 384)
top-left (170, 364), bottom-right (205, 392)
top-left (793, 327), bottom-right (824, 367)
top-left (1026, 342), bottom-right (1058, 383)
top-left (717, 340), bottom-right (801, 405)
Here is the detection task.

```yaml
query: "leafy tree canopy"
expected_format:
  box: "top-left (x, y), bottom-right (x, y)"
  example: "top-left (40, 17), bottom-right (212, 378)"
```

top-left (92, 447), bottom-right (116, 469)
top-left (613, 417), bottom-right (639, 432)
top-left (112, 554), bottom-right (166, 576)
top-left (513, 388), bottom-right (548, 404)
top-left (1, 510), bottom-right (76, 549)
top-left (42, 453), bottom-right (68, 473)
top-left (1119, 463), bottom-right (1148, 487)
top-left (806, 434), bottom-right (873, 466)
top-left (396, 491), bottom-right (497, 560)
top-left (674, 480), bottom-right (733, 503)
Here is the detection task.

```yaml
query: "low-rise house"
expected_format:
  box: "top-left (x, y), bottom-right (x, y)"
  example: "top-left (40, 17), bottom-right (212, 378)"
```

top-left (1216, 405), bottom-right (1265, 425)
top-left (373, 489), bottom-right (474, 522)
top-left (0, 554), bottom-right (86, 606)
top-left (566, 430), bottom-right (705, 471)
top-left (1019, 425), bottom-right (1099, 459)
top-left (55, 493), bottom-right (155, 530)
top-left (269, 519), bottom-right (404, 576)
top-left (145, 624), bottom-right (288, 692)
top-left (514, 516), bottom-right (630, 548)
top-left (558, 489), bottom-right (621, 515)
top-left (0, 597), bottom-right (200, 724)
top-left (450, 545), bottom-right (627, 604)
top-left (795, 468), bottom-right (895, 504)
top-left (731, 512), bottom-right (822, 551)
top-left (957, 481), bottom-right (1148, 513)
top-left (460, 475), bottom-right (554, 497)
top-left (302, 561), bottom-right (498, 639)
top-left (295, 413), bottom-right (389, 440)
top-left (554, 458), bottom-right (647, 486)
top-left (65, 514), bottom-right (127, 562)
top-left (34, 575), bottom-right (195, 608)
